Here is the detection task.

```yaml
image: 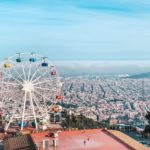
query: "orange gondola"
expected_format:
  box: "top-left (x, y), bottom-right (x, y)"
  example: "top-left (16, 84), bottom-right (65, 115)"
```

top-left (51, 105), bottom-right (59, 113)
top-left (4, 63), bottom-right (11, 68)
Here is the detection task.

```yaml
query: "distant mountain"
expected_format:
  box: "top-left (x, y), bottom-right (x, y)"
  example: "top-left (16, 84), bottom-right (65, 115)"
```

top-left (128, 72), bottom-right (150, 79)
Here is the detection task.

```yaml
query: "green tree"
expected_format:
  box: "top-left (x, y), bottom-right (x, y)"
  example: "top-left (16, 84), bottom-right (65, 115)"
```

top-left (144, 111), bottom-right (150, 134)
top-left (61, 112), bottom-right (101, 130)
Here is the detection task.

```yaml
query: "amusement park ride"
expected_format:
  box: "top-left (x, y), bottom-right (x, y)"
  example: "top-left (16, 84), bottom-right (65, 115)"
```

top-left (0, 53), bottom-right (63, 131)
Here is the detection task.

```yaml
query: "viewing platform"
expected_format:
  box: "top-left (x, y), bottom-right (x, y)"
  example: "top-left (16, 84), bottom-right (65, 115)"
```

top-left (31, 129), bottom-right (149, 150)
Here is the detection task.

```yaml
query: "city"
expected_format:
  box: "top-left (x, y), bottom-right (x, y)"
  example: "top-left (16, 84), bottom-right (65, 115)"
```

top-left (62, 76), bottom-right (149, 128)
top-left (0, 0), bottom-right (150, 149)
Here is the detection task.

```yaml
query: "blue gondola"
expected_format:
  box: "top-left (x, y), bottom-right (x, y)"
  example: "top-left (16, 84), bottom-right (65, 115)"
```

top-left (41, 57), bottom-right (48, 67)
top-left (16, 58), bottom-right (22, 63)
top-left (16, 53), bottom-right (22, 63)
top-left (41, 62), bottom-right (48, 67)
top-left (29, 57), bottom-right (36, 62)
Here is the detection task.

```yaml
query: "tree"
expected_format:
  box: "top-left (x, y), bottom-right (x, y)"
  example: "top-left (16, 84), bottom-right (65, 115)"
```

top-left (61, 111), bottom-right (101, 130)
top-left (144, 111), bottom-right (150, 134)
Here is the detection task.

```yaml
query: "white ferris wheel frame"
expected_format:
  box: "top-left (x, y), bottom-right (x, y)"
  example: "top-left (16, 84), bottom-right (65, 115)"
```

top-left (0, 52), bottom-right (62, 131)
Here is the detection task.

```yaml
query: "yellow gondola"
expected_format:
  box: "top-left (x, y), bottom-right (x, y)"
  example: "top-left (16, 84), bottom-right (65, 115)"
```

top-left (4, 63), bottom-right (11, 68)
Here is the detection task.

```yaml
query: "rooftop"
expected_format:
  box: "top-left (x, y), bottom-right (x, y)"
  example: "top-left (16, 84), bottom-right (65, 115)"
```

top-left (31, 129), bottom-right (148, 150)
top-left (3, 134), bottom-right (36, 150)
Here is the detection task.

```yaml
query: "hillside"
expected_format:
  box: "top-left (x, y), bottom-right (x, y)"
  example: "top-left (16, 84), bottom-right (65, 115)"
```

top-left (127, 72), bottom-right (150, 79)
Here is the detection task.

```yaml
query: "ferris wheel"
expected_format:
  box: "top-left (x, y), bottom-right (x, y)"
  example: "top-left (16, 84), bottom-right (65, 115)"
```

top-left (0, 52), bottom-right (63, 131)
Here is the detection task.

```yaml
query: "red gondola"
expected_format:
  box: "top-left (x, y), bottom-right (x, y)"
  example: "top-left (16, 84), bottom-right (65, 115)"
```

top-left (56, 95), bottom-right (63, 100)
top-left (51, 70), bottom-right (56, 76)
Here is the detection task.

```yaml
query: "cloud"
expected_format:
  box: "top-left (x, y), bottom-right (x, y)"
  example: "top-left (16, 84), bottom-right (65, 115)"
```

top-left (74, 0), bottom-right (150, 15)
top-left (53, 61), bottom-right (150, 76)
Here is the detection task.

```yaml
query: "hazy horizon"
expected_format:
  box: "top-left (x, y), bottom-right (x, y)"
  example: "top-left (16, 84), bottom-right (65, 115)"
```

top-left (52, 60), bottom-right (150, 76)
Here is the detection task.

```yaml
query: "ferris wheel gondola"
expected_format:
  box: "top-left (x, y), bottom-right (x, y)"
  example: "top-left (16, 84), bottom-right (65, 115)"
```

top-left (16, 53), bottom-right (22, 63)
top-left (41, 57), bottom-right (49, 67)
top-left (4, 58), bottom-right (12, 69)
top-left (29, 52), bottom-right (36, 62)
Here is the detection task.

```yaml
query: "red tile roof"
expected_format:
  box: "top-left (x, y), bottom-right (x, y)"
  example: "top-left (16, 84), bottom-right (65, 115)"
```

top-left (4, 134), bottom-right (36, 150)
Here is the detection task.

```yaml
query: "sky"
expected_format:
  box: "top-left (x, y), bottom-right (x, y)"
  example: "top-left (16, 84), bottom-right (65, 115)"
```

top-left (0, 0), bottom-right (150, 60)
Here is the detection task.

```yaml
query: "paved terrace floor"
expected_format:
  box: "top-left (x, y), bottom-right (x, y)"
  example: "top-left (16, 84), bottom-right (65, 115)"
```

top-left (31, 129), bottom-right (140, 150)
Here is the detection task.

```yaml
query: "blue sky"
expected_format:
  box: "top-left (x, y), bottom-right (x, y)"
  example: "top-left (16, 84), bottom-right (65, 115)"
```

top-left (0, 0), bottom-right (150, 60)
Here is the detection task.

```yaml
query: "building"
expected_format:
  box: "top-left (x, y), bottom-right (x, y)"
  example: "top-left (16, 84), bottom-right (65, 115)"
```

top-left (3, 134), bottom-right (36, 150)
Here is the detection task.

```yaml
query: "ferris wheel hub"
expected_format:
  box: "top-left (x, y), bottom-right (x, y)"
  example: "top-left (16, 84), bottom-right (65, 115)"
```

top-left (22, 81), bottom-right (34, 92)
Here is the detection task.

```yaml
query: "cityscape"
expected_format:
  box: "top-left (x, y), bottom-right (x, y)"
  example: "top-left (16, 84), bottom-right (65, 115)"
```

top-left (0, 0), bottom-right (150, 149)
top-left (0, 54), bottom-right (149, 150)
top-left (61, 76), bottom-right (149, 127)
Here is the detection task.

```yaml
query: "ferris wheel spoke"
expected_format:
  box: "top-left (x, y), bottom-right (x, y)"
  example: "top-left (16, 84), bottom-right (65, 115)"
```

top-left (0, 88), bottom-right (17, 93)
top-left (0, 89), bottom-right (21, 95)
top-left (33, 80), bottom-right (51, 86)
top-left (33, 92), bottom-right (49, 115)
top-left (35, 87), bottom-right (57, 94)
top-left (11, 66), bottom-right (24, 82)
top-left (0, 90), bottom-right (17, 93)
top-left (32, 66), bottom-right (50, 84)
top-left (34, 90), bottom-right (51, 101)
top-left (21, 61), bottom-right (26, 81)
top-left (2, 91), bottom-right (23, 112)
top-left (30, 63), bottom-right (42, 81)
top-left (1, 69), bottom-right (22, 85)
top-left (2, 90), bottom-right (22, 98)
top-left (32, 93), bottom-right (47, 116)
top-left (5, 115), bottom-right (14, 130)
top-left (21, 92), bottom-right (27, 130)
top-left (27, 62), bottom-right (32, 81)
top-left (0, 81), bottom-right (20, 86)
top-left (1, 92), bottom-right (19, 98)
top-left (29, 92), bottom-right (38, 130)
top-left (34, 86), bottom-right (52, 91)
